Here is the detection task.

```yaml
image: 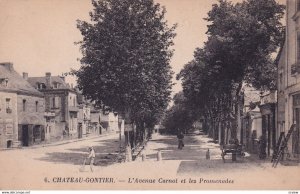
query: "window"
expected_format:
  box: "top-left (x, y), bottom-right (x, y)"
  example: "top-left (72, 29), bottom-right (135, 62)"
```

top-left (6, 98), bottom-right (11, 113)
top-left (52, 97), bottom-right (55, 108)
top-left (52, 97), bottom-right (60, 108)
top-left (23, 99), bottom-right (26, 111)
top-left (38, 83), bottom-right (46, 89)
top-left (53, 82), bottom-right (59, 89)
top-left (280, 73), bottom-right (283, 85)
top-left (35, 101), bottom-right (38, 112)
top-left (0, 78), bottom-right (8, 87)
top-left (298, 0), bottom-right (300, 12)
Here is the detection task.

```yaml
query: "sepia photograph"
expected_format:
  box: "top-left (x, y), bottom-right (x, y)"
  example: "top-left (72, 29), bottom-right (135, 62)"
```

top-left (0, 0), bottom-right (299, 191)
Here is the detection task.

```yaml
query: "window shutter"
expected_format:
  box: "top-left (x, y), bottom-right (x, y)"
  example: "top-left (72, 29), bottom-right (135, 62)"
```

top-left (55, 97), bottom-right (60, 108)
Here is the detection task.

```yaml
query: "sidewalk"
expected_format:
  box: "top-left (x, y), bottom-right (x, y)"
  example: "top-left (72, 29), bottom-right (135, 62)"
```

top-left (0, 131), bottom-right (119, 151)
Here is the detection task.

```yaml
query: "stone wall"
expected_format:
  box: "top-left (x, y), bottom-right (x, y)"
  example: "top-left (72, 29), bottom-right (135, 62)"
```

top-left (0, 92), bottom-right (18, 148)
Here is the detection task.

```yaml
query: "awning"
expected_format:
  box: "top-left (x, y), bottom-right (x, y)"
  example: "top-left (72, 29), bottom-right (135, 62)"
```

top-left (19, 114), bottom-right (44, 125)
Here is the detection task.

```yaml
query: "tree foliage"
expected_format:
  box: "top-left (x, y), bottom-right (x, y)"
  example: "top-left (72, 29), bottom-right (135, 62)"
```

top-left (177, 0), bottom-right (285, 139)
top-left (75, 0), bottom-right (176, 125)
top-left (162, 92), bottom-right (198, 134)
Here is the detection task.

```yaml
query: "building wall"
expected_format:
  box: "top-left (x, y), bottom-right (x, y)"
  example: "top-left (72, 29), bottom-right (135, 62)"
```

top-left (0, 91), bottom-right (18, 148)
top-left (44, 91), bottom-right (67, 140)
top-left (17, 94), bottom-right (45, 146)
top-left (284, 0), bottom-right (300, 154)
top-left (108, 112), bottom-right (118, 132)
top-left (67, 92), bottom-right (78, 138)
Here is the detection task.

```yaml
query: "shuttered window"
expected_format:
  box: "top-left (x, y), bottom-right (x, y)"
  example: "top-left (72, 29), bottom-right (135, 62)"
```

top-left (55, 97), bottom-right (60, 108)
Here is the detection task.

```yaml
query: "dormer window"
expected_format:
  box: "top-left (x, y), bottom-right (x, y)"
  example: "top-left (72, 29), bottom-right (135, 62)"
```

top-left (0, 78), bottom-right (8, 87)
top-left (38, 83), bottom-right (46, 89)
top-left (53, 82), bottom-right (60, 89)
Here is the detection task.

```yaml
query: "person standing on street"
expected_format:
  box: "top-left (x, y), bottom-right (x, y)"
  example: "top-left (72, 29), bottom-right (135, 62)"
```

top-left (87, 146), bottom-right (96, 172)
top-left (177, 131), bottom-right (184, 150)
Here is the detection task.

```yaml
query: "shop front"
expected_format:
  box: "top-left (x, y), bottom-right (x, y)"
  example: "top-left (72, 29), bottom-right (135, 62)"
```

top-left (18, 114), bottom-right (45, 146)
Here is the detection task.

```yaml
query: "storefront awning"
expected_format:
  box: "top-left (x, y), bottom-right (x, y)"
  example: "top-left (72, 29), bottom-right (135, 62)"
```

top-left (19, 114), bottom-right (44, 125)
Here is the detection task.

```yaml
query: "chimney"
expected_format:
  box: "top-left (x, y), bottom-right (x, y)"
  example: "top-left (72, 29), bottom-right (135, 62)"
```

top-left (45, 72), bottom-right (52, 89)
top-left (0, 62), bottom-right (14, 71)
top-left (23, 72), bottom-right (28, 80)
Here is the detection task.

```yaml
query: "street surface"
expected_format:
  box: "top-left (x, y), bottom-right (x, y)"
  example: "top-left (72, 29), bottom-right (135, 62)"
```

top-left (0, 130), bottom-right (299, 190)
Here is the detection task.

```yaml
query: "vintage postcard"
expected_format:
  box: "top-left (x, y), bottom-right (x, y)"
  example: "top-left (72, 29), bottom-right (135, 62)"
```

top-left (0, 0), bottom-right (299, 191)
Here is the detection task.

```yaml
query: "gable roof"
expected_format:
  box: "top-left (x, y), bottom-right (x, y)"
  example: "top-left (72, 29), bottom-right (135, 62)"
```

top-left (0, 63), bottom-right (44, 97)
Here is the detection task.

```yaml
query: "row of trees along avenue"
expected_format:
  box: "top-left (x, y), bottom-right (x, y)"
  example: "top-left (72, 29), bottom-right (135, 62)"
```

top-left (168, 0), bottom-right (285, 143)
top-left (74, 0), bottom-right (176, 148)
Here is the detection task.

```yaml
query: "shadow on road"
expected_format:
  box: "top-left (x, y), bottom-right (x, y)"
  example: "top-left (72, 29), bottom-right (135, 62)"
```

top-left (37, 137), bottom-right (124, 167)
top-left (146, 133), bottom-right (219, 161)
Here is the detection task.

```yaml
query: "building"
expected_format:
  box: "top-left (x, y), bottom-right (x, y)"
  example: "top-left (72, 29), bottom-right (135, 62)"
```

top-left (240, 85), bottom-right (261, 152)
top-left (90, 107), bottom-right (101, 135)
top-left (77, 93), bottom-right (91, 138)
top-left (100, 110), bottom-right (119, 133)
top-left (28, 73), bottom-right (79, 141)
top-left (277, 0), bottom-right (300, 161)
top-left (259, 91), bottom-right (277, 157)
top-left (0, 62), bottom-right (45, 148)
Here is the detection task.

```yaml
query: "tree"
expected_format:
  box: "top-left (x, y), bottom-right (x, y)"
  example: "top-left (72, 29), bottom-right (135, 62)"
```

top-left (178, 0), bottom-right (285, 141)
top-left (162, 92), bottom-right (198, 134)
top-left (75, 0), bottom-right (176, 145)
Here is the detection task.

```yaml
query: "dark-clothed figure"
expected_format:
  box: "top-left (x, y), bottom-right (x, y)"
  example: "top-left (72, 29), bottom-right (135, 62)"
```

top-left (177, 131), bottom-right (184, 150)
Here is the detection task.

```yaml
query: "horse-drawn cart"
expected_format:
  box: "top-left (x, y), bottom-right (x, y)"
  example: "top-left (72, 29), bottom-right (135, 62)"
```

top-left (221, 139), bottom-right (245, 162)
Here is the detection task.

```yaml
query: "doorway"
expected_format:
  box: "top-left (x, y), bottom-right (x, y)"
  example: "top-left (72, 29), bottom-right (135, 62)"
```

top-left (22, 125), bottom-right (29, 146)
top-left (7, 140), bottom-right (12, 148)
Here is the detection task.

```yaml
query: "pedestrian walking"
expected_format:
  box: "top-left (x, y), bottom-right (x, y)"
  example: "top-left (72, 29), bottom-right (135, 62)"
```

top-left (87, 146), bottom-right (96, 172)
top-left (177, 131), bottom-right (184, 150)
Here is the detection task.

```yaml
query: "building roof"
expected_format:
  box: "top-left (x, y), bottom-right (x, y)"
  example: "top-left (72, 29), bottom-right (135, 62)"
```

top-left (0, 63), bottom-right (44, 97)
top-left (27, 76), bottom-right (70, 90)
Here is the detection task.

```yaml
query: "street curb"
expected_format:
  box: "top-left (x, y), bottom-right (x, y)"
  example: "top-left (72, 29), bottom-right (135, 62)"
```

top-left (0, 132), bottom-right (118, 151)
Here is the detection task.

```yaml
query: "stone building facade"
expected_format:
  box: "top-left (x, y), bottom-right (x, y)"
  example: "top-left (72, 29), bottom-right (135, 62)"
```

top-left (28, 73), bottom-right (79, 141)
top-left (0, 62), bottom-right (45, 148)
top-left (277, 0), bottom-right (300, 160)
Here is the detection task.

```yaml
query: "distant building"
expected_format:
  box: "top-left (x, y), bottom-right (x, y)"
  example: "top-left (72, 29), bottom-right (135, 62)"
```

top-left (259, 91), bottom-right (277, 157)
top-left (0, 62), bottom-right (45, 148)
top-left (100, 108), bottom-right (118, 133)
top-left (28, 73), bottom-right (78, 141)
top-left (90, 107), bottom-right (101, 135)
top-left (239, 85), bottom-right (261, 151)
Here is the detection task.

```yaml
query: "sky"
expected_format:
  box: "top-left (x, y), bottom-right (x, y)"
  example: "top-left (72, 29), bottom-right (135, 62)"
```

top-left (0, 0), bottom-right (281, 95)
